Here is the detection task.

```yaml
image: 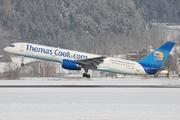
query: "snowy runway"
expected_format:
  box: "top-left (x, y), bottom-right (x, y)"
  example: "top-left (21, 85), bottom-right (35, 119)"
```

top-left (0, 77), bottom-right (180, 120)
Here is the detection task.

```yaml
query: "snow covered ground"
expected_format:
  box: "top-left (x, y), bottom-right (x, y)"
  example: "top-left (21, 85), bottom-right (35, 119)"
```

top-left (0, 77), bottom-right (180, 120)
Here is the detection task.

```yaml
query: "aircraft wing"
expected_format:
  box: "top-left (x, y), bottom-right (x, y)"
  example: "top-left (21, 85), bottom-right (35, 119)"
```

top-left (76, 56), bottom-right (106, 68)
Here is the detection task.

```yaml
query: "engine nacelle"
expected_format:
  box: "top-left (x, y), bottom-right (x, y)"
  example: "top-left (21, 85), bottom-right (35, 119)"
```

top-left (62, 59), bottom-right (81, 70)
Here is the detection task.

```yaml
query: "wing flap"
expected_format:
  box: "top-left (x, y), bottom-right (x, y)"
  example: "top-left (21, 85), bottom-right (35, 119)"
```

top-left (76, 56), bottom-right (106, 67)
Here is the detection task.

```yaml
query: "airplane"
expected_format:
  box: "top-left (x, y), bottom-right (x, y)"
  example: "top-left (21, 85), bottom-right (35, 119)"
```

top-left (3, 41), bottom-right (175, 78)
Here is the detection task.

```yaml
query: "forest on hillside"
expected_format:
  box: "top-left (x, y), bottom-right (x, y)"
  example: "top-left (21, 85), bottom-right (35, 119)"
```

top-left (0, 0), bottom-right (180, 57)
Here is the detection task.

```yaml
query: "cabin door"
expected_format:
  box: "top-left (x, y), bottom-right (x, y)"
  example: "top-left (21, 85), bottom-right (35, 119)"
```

top-left (19, 44), bottom-right (25, 52)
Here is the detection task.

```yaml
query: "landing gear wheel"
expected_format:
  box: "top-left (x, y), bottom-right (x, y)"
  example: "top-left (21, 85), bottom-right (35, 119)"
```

top-left (83, 73), bottom-right (87, 77)
top-left (21, 63), bottom-right (24, 66)
top-left (86, 74), bottom-right (90, 78)
top-left (82, 73), bottom-right (91, 78)
top-left (21, 57), bottom-right (24, 66)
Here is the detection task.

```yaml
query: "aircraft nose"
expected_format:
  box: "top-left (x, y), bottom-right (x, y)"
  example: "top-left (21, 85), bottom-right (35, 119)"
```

top-left (3, 47), bottom-right (10, 53)
top-left (3, 47), bottom-right (7, 52)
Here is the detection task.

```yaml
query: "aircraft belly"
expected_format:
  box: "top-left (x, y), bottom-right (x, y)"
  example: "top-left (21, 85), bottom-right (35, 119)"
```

top-left (96, 65), bottom-right (134, 74)
top-left (18, 52), bottom-right (62, 63)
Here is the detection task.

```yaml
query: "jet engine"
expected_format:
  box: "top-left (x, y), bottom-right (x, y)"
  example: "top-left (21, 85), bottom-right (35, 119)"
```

top-left (62, 59), bottom-right (81, 70)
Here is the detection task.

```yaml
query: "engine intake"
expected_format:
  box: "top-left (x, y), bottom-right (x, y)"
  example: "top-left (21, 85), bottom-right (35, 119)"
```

top-left (62, 59), bottom-right (81, 70)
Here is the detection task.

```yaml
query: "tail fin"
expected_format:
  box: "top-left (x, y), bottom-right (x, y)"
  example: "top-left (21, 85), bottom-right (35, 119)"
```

top-left (138, 41), bottom-right (175, 69)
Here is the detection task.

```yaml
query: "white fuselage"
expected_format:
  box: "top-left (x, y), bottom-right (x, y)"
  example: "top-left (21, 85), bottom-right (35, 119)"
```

top-left (4, 42), bottom-right (152, 75)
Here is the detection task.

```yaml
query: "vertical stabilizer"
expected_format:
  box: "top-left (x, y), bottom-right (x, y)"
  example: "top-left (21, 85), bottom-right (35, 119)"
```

top-left (138, 41), bottom-right (175, 69)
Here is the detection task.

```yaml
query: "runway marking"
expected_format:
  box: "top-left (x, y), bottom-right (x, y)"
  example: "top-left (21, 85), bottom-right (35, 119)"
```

top-left (0, 85), bottom-right (180, 88)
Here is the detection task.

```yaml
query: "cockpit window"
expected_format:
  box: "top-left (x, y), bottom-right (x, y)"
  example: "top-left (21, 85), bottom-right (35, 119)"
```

top-left (8, 45), bottom-right (15, 47)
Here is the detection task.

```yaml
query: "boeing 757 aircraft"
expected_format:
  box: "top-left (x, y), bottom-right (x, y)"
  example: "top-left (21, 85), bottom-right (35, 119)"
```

top-left (4, 41), bottom-right (175, 78)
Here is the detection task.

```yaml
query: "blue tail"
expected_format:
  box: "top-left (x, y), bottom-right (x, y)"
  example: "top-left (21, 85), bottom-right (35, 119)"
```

top-left (138, 41), bottom-right (175, 73)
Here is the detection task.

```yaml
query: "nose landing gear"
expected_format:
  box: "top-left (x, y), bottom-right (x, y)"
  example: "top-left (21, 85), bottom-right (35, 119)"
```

top-left (21, 63), bottom-right (24, 66)
top-left (21, 57), bottom-right (24, 66)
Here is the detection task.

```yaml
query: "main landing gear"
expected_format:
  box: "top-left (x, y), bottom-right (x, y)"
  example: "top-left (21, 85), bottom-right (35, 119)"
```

top-left (83, 73), bottom-right (90, 78)
top-left (82, 67), bottom-right (90, 78)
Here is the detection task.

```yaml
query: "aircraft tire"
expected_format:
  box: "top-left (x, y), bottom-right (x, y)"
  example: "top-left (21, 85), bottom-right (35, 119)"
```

top-left (86, 74), bottom-right (90, 78)
top-left (21, 63), bottom-right (24, 66)
top-left (83, 73), bottom-right (87, 77)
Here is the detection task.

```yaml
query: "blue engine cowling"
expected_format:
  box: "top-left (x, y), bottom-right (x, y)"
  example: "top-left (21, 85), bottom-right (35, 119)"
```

top-left (62, 59), bottom-right (81, 70)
